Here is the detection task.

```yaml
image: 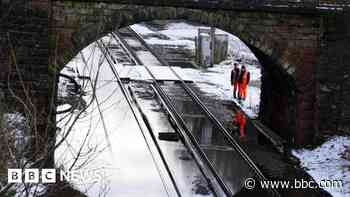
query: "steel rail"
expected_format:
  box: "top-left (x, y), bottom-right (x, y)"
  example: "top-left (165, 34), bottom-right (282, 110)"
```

top-left (150, 82), bottom-right (233, 196)
top-left (149, 83), bottom-right (227, 196)
top-left (96, 40), bottom-right (181, 197)
top-left (113, 28), bottom-right (233, 196)
top-left (110, 30), bottom-right (224, 196)
top-left (110, 32), bottom-right (140, 65)
top-left (128, 85), bottom-right (184, 197)
top-left (110, 29), bottom-right (232, 196)
top-left (112, 31), bottom-right (144, 65)
top-left (125, 26), bottom-right (281, 197)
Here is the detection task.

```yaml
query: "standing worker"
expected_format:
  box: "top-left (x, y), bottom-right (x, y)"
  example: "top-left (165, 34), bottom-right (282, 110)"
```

top-left (232, 111), bottom-right (246, 138)
top-left (230, 63), bottom-right (240, 99)
top-left (238, 65), bottom-right (250, 100)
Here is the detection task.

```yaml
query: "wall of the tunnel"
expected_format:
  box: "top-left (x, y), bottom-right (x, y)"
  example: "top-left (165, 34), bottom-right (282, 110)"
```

top-left (257, 39), bottom-right (319, 146)
top-left (260, 71), bottom-right (295, 142)
top-left (0, 0), bottom-right (347, 173)
top-left (255, 47), bottom-right (297, 144)
top-left (318, 11), bottom-right (350, 134)
top-left (258, 10), bottom-right (350, 143)
top-left (51, 1), bottom-right (318, 71)
top-left (51, 1), bottom-right (326, 145)
top-left (0, 0), bottom-right (55, 167)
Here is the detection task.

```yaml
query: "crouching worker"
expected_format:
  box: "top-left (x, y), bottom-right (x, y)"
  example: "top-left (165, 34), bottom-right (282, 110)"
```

top-left (232, 111), bottom-right (246, 138)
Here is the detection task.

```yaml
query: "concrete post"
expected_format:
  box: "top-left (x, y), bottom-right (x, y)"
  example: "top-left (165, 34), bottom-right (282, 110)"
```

top-left (210, 27), bottom-right (215, 67)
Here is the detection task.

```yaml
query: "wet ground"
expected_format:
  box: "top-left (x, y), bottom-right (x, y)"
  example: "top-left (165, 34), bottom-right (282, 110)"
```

top-left (56, 24), bottom-right (335, 196)
top-left (117, 26), bottom-right (333, 197)
top-left (154, 81), bottom-right (331, 197)
top-left (56, 37), bottom-right (227, 197)
top-left (128, 81), bottom-right (221, 196)
top-left (57, 42), bottom-right (182, 197)
top-left (129, 82), bottom-right (255, 196)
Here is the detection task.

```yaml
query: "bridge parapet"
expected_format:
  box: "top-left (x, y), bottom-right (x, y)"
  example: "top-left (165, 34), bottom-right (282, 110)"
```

top-left (53, 0), bottom-right (349, 12)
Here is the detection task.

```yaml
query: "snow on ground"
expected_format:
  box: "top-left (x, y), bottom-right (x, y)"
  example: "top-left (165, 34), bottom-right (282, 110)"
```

top-left (57, 39), bottom-right (209, 197)
top-left (56, 21), bottom-right (262, 196)
top-left (4, 112), bottom-right (26, 133)
top-left (174, 61), bottom-right (261, 117)
top-left (13, 184), bottom-right (47, 197)
top-left (131, 21), bottom-right (256, 61)
top-left (131, 21), bottom-right (261, 117)
top-left (160, 22), bottom-right (200, 40)
top-left (292, 136), bottom-right (350, 197)
top-left (145, 38), bottom-right (194, 48)
top-left (57, 21), bottom-right (350, 197)
top-left (3, 112), bottom-right (29, 158)
top-left (135, 51), bottom-right (162, 67)
top-left (130, 23), bottom-right (156, 35)
top-left (0, 113), bottom-right (43, 197)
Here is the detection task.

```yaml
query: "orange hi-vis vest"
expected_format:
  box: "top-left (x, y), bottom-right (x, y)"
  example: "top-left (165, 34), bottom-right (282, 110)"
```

top-left (233, 111), bottom-right (246, 126)
top-left (233, 111), bottom-right (246, 137)
top-left (242, 71), bottom-right (249, 85)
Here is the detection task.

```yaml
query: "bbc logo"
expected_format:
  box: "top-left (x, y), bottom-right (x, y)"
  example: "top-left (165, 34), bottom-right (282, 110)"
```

top-left (8, 169), bottom-right (56, 183)
top-left (8, 168), bottom-right (105, 183)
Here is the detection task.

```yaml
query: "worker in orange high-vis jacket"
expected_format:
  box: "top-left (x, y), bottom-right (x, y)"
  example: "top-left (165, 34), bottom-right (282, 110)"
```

top-left (232, 111), bottom-right (246, 138)
top-left (238, 65), bottom-right (250, 100)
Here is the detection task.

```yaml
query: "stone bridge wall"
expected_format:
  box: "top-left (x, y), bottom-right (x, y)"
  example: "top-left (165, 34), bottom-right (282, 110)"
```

top-left (0, 0), bottom-right (55, 165)
top-left (1, 0), bottom-right (349, 147)
top-left (319, 0), bottom-right (349, 4)
top-left (318, 11), bottom-right (350, 133)
top-left (48, 0), bottom-right (347, 9)
top-left (51, 1), bottom-right (321, 144)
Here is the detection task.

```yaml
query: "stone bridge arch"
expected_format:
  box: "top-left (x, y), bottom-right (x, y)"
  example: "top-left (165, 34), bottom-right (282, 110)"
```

top-left (53, 3), bottom-right (311, 74)
top-left (52, 2), bottom-right (321, 144)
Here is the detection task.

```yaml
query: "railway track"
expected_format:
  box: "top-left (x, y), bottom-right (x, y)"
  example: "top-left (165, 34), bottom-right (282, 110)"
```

top-left (98, 27), bottom-right (281, 197)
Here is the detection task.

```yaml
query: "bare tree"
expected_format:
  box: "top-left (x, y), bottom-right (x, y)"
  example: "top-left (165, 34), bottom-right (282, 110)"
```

top-left (0, 1), bottom-right (119, 196)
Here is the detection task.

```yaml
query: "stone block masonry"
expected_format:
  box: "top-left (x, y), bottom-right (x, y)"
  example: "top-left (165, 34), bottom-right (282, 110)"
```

top-left (49, 1), bottom-right (350, 145)
top-left (318, 11), bottom-right (350, 134)
top-left (1, 0), bottom-right (349, 149)
top-left (0, 0), bottom-right (55, 166)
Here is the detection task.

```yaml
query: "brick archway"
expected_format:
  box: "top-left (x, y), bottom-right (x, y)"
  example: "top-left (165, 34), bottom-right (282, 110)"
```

top-left (53, 3), bottom-right (313, 75)
top-left (52, 3), bottom-right (320, 144)
top-left (0, 0), bottom-right (348, 171)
